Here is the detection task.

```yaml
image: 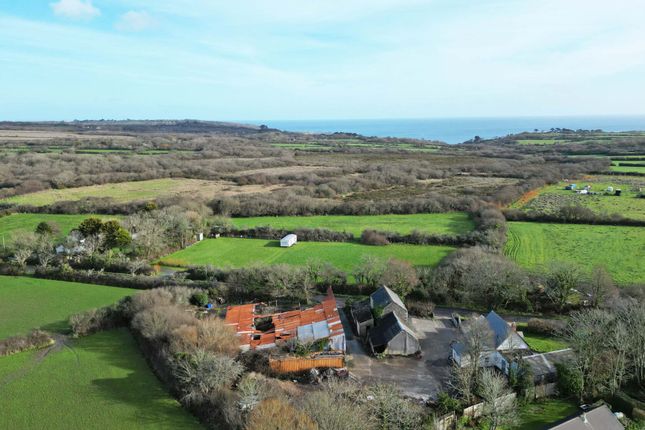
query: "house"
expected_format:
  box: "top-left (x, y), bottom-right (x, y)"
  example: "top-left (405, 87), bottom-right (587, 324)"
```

top-left (547, 404), bottom-right (624, 430)
top-left (451, 311), bottom-right (531, 373)
top-left (225, 288), bottom-right (345, 353)
top-left (349, 301), bottom-right (374, 337)
top-left (370, 286), bottom-right (408, 320)
top-left (280, 233), bottom-right (297, 248)
top-left (368, 312), bottom-right (420, 356)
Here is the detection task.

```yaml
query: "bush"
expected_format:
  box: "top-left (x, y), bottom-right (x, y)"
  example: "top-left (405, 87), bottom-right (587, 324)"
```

top-left (69, 305), bottom-right (125, 337)
top-left (360, 230), bottom-right (389, 246)
top-left (0, 330), bottom-right (54, 356)
top-left (190, 291), bottom-right (209, 307)
top-left (436, 391), bottom-right (462, 414)
top-left (406, 300), bottom-right (435, 318)
top-left (246, 398), bottom-right (317, 430)
top-left (556, 362), bottom-right (583, 399)
top-left (527, 318), bottom-right (566, 336)
top-left (173, 350), bottom-right (244, 404)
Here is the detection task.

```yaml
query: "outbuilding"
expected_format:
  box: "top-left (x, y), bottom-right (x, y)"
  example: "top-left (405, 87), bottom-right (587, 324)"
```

top-left (280, 234), bottom-right (297, 248)
top-left (370, 286), bottom-right (408, 320)
top-left (368, 312), bottom-right (420, 356)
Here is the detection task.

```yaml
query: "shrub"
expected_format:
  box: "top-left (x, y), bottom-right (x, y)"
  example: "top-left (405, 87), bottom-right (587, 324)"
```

top-left (0, 330), bottom-right (54, 356)
top-left (132, 306), bottom-right (196, 341)
top-left (190, 291), bottom-right (209, 307)
top-left (360, 229), bottom-right (389, 246)
top-left (527, 318), bottom-right (566, 336)
top-left (406, 300), bottom-right (435, 318)
top-left (246, 398), bottom-right (318, 430)
top-left (173, 350), bottom-right (244, 404)
top-left (436, 391), bottom-right (462, 414)
top-left (69, 306), bottom-right (124, 337)
top-left (556, 362), bottom-right (583, 399)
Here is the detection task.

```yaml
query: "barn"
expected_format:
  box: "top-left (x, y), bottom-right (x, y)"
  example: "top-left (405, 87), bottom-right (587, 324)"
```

top-left (368, 312), bottom-right (420, 356)
top-left (370, 286), bottom-right (408, 320)
top-left (280, 234), bottom-right (297, 247)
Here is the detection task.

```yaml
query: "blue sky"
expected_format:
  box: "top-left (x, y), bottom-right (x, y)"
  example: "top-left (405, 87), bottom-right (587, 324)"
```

top-left (0, 0), bottom-right (644, 121)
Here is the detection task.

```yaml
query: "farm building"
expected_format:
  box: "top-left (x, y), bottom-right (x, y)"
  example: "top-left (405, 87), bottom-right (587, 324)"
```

top-left (547, 404), bottom-right (624, 430)
top-left (370, 286), bottom-right (408, 320)
top-left (368, 312), bottom-right (420, 356)
top-left (350, 302), bottom-right (374, 337)
top-left (224, 288), bottom-right (345, 352)
top-left (521, 349), bottom-right (575, 398)
top-left (280, 233), bottom-right (297, 247)
top-left (451, 311), bottom-right (531, 373)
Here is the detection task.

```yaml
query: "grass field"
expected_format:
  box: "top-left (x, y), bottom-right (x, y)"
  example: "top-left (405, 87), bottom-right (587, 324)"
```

top-left (0, 329), bottom-right (200, 429)
top-left (0, 213), bottom-right (120, 244)
top-left (230, 212), bottom-right (474, 236)
top-left (505, 222), bottom-right (645, 284)
top-left (512, 175), bottom-right (645, 220)
top-left (159, 238), bottom-right (454, 271)
top-left (0, 276), bottom-right (135, 339)
top-left (611, 164), bottom-right (645, 174)
top-left (514, 398), bottom-right (578, 430)
top-left (0, 178), bottom-right (275, 207)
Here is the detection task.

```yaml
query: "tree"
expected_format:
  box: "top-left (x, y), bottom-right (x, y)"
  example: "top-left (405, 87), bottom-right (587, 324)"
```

top-left (354, 255), bottom-right (386, 288)
top-left (450, 317), bottom-right (494, 404)
top-left (128, 259), bottom-right (148, 276)
top-left (101, 220), bottom-right (131, 249)
top-left (174, 350), bottom-right (243, 404)
top-left (11, 232), bottom-right (37, 268)
top-left (34, 235), bottom-right (55, 268)
top-left (35, 221), bottom-right (60, 236)
top-left (545, 262), bottom-right (582, 311)
top-left (585, 266), bottom-right (617, 308)
top-left (365, 384), bottom-right (424, 430)
top-left (477, 368), bottom-right (519, 430)
top-left (378, 258), bottom-right (418, 299)
top-left (78, 217), bottom-right (104, 237)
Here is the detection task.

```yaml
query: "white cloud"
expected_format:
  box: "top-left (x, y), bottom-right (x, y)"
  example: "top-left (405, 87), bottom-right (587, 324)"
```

top-left (115, 11), bottom-right (154, 32)
top-left (50, 0), bottom-right (100, 20)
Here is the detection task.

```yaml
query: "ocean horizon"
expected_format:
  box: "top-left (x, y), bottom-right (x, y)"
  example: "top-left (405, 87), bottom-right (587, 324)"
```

top-left (260, 115), bottom-right (645, 144)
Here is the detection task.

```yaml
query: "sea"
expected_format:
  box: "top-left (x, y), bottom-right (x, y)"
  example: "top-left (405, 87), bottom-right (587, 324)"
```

top-left (261, 116), bottom-right (645, 144)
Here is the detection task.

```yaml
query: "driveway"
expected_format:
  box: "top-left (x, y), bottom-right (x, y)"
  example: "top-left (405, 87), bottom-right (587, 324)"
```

top-left (345, 314), bottom-right (462, 401)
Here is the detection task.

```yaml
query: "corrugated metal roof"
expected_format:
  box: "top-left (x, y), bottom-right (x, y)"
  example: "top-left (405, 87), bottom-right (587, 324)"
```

top-left (224, 287), bottom-right (345, 351)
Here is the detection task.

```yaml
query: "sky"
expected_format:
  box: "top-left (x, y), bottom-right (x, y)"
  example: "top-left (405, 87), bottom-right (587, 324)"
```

top-left (0, 0), bottom-right (644, 121)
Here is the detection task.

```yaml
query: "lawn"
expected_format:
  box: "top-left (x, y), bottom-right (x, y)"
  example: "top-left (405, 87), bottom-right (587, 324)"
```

top-left (512, 175), bottom-right (645, 221)
top-left (0, 213), bottom-right (120, 245)
top-left (505, 222), bottom-right (645, 285)
top-left (230, 212), bottom-right (474, 236)
top-left (0, 329), bottom-right (200, 429)
top-left (513, 398), bottom-right (578, 430)
top-left (0, 276), bottom-right (135, 339)
top-left (158, 238), bottom-right (455, 272)
top-left (516, 324), bottom-right (569, 353)
top-left (0, 178), bottom-right (245, 207)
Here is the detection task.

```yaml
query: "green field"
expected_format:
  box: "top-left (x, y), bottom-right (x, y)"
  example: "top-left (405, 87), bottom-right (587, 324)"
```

top-left (517, 324), bottom-right (569, 353)
top-left (505, 222), bottom-right (645, 284)
top-left (230, 212), bottom-right (473, 236)
top-left (514, 399), bottom-right (578, 430)
top-left (159, 238), bottom-right (454, 271)
top-left (0, 329), bottom-right (200, 429)
top-left (0, 276), bottom-right (135, 339)
top-left (0, 178), bottom-right (219, 207)
top-left (513, 175), bottom-right (645, 220)
top-left (0, 213), bottom-right (120, 244)
top-left (516, 139), bottom-right (559, 145)
top-left (611, 164), bottom-right (645, 174)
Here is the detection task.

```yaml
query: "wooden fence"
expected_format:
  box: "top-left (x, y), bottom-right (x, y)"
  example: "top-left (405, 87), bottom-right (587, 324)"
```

top-left (269, 356), bottom-right (345, 373)
top-left (463, 393), bottom-right (516, 419)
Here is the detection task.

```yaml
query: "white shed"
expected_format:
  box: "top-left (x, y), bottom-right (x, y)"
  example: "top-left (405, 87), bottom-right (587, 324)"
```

top-left (280, 234), bottom-right (297, 247)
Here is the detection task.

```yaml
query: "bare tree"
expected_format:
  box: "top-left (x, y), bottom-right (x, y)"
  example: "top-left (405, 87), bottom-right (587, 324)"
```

top-left (585, 266), bottom-right (618, 308)
top-left (478, 368), bottom-right (519, 430)
top-left (11, 232), bottom-right (37, 268)
top-left (545, 262), bottom-right (582, 311)
top-left (451, 316), bottom-right (494, 404)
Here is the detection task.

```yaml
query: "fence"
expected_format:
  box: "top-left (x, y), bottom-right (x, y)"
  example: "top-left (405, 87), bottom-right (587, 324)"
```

top-left (463, 393), bottom-right (516, 419)
top-left (269, 356), bottom-right (345, 373)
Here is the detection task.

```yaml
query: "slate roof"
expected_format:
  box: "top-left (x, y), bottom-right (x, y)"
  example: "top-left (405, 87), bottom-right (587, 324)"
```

top-left (547, 404), bottom-right (623, 430)
top-left (522, 349), bottom-right (575, 379)
top-left (485, 310), bottom-right (512, 348)
top-left (370, 286), bottom-right (406, 311)
top-left (351, 300), bottom-right (374, 324)
top-left (368, 312), bottom-right (416, 348)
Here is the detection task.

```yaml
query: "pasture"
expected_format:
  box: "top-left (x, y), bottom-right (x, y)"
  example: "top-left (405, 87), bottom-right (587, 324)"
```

top-left (230, 212), bottom-right (474, 236)
top-left (0, 213), bottom-right (120, 245)
top-left (0, 276), bottom-right (135, 339)
top-left (159, 238), bottom-right (454, 272)
top-left (505, 222), bottom-right (645, 284)
top-left (0, 329), bottom-right (200, 429)
top-left (513, 175), bottom-right (645, 220)
top-left (0, 178), bottom-right (280, 207)
top-left (611, 164), bottom-right (645, 174)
